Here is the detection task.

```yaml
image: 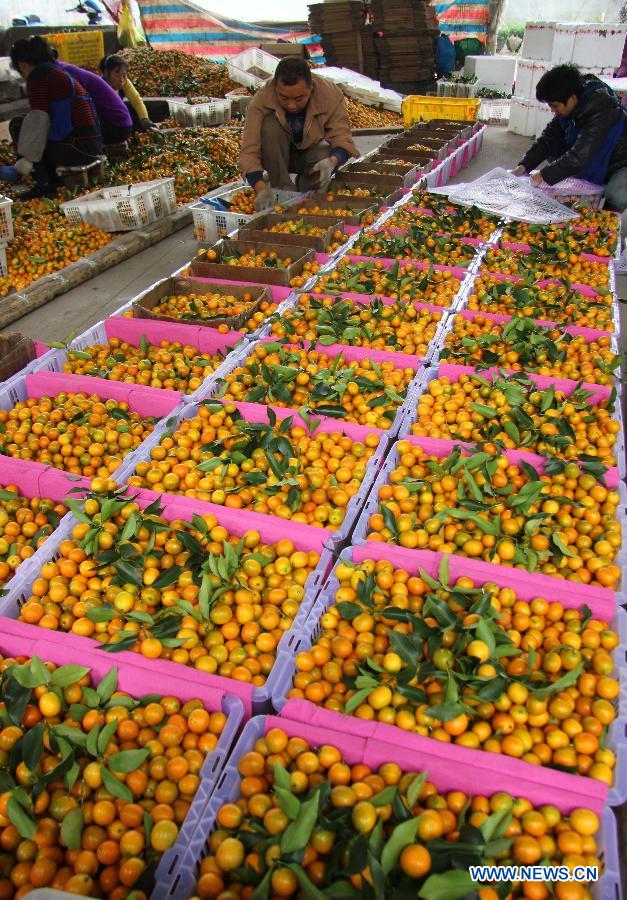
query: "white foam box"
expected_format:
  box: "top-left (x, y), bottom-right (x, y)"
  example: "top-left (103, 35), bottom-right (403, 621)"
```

top-left (508, 96), bottom-right (541, 137)
top-left (463, 55), bottom-right (517, 93)
top-left (535, 103), bottom-right (553, 137)
top-left (521, 22), bottom-right (556, 61)
top-left (551, 23), bottom-right (627, 68)
top-left (514, 58), bottom-right (548, 99)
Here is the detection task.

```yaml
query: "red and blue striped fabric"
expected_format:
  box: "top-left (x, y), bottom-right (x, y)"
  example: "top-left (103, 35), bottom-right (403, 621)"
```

top-left (435, 0), bottom-right (488, 44)
top-left (136, 0), bottom-right (324, 60)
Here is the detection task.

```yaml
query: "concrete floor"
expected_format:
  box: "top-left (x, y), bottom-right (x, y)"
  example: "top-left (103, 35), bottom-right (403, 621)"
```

top-left (10, 128), bottom-right (532, 343)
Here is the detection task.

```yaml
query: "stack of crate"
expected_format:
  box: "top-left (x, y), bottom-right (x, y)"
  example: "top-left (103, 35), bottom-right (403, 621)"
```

top-left (370, 0), bottom-right (438, 91)
top-left (308, 3), bottom-right (375, 76)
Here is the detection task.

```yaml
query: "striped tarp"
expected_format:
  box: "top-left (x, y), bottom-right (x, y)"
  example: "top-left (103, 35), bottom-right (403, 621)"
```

top-left (136, 0), bottom-right (324, 60)
top-left (434, 0), bottom-right (488, 44)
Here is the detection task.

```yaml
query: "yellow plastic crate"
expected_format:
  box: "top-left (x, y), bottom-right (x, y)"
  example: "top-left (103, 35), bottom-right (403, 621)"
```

top-left (402, 96), bottom-right (480, 127)
top-left (46, 30), bottom-right (104, 69)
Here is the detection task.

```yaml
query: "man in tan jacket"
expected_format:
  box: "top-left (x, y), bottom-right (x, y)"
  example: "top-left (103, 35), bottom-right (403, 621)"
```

top-left (239, 56), bottom-right (359, 211)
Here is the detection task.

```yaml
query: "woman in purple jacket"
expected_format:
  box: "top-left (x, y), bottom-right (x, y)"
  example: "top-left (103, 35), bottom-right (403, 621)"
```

top-left (51, 47), bottom-right (133, 144)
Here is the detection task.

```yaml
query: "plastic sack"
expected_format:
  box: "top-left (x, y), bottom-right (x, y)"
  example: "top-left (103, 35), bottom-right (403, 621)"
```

top-left (433, 167), bottom-right (581, 224)
top-left (117, 0), bottom-right (146, 48)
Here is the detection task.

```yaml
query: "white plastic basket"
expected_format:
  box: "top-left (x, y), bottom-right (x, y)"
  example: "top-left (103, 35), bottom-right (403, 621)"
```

top-left (60, 178), bottom-right (177, 232)
top-left (0, 245), bottom-right (7, 279)
top-left (478, 98), bottom-right (511, 124)
top-left (227, 48), bottom-right (279, 89)
top-left (226, 90), bottom-right (253, 118)
top-left (0, 196), bottom-right (13, 243)
top-left (190, 186), bottom-right (300, 243)
top-left (169, 98), bottom-right (232, 127)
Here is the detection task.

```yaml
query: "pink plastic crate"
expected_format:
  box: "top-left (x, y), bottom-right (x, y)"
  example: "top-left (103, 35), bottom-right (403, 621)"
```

top-left (260, 290), bottom-right (451, 362)
top-left (160, 714), bottom-right (620, 900)
top-left (499, 240), bottom-right (611, 266)
top-left (33, 317), bottom-right (246, 403)
top-left (0, 371), bottom-right (185, 487)
top-left (349, 433), bottom-right (624, 601)
top-left (0, 621), bottom-right (244, 885)
top-left (401, 361), bottom-right (624, 476)
top-left (271, 543), bottom-right (627, 807)
top-left (194, 338), bottom-right (425, 434)
top-left (0, 488), bottom-right (336, 717)
top-left (125, 398), bottom-right (392, 548)
top-left (435, 308), bottom-right (619, 388)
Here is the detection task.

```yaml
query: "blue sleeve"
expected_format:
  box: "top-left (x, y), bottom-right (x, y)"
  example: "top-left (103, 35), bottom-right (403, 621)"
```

top-left (330, 147), bottom-right (348, 167)
top-left (246, 170), bottom-right (264, 187)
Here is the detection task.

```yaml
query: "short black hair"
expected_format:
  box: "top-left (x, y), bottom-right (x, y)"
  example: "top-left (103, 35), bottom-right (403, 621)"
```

top-left (536, 64), bottom-right (584, 104)
top-left (274, 56), bottom-right (312, 87)
top-left (99, 54), bottom-right (128, 75)
top-left (10, 36), bottom-right (55, 70)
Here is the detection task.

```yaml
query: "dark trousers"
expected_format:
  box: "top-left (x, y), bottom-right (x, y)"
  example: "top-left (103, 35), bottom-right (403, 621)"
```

top-left (9, 116), bottom-right (102, 184)
top-left (261, 113), bottom-right (332, 190)
top-left (101, 119), bottom-right (132, 145)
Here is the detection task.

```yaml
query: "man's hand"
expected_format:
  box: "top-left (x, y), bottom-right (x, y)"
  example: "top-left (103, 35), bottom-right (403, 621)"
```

top-left (310, 156), bottom-right (336, 192)
top-left (0, 166), bottom-right (20, 183)
top-left (139, 118), bottom-right (158, 131)
top-left (509, 165), bottom-right (526, 176)
top-left (253, 185), bottom-right (274, 212)
top-left (529, 170), bottom-right (544, 186)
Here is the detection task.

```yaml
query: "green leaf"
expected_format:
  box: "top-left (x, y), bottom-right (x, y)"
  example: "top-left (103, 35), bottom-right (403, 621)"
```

top-left (345, 685), bottom-right (376, 714)
top-left (251, 868), bottom-right (272, 900)
top-left (10, 662), bottom-right (46, 690)
top-left (480, 806), bottom-right (512, 842)
top-left (20, 722), bottom-right (44, 773)
top-left (371, 786), bottom-right (397, 808)
top-left (86, 606), bottom-right (117, 624)
top-left (97, 718), bottom-right (119, 756)
top-left (419, 870), bottom-right (479, 900)
top-left (406, 771), bottom-right (427, 810)
top-left (113, 560), bottom-right (142, 587)
top-left (101, 766), bottom-right (133, 802)
top-left (271, 759), bottom-right (291, 792)
top-left (381, 816), bottom-right (420, 875)
top-left (86, 723), bottom-right (101, 758)
top-left (60, 807), bottom-right (83, 851)
top-left (274, 785), bottom-right (301, 820)
top-left (531, 661), bottom-right (584, 701)
top-left (471, 402), bottom-right (497, 418)
top-left (108, 748), bottom-right (151, 774)
top-left (475, 618), bottom-right (496, 656)
top-left (335, 601), bottom-right (364, 621)
top-left (280, 792), bottom-right (320, 855)
top-left (50, 665), bottom-right (91, 688)
top-left (7, 794), bottom-right (36, 840)
top-left (286, 865), bottom-right (328, 900)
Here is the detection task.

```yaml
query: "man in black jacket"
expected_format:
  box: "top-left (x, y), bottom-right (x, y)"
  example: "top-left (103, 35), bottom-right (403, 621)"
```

top-left (512, 65), bottom-right (627, 210)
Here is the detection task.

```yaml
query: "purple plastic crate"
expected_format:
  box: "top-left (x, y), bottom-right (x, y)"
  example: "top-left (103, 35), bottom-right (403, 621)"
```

top-left (0, 622), bottom-right (244, 888)
top-left (160, 714), bottom-right (621, 900)
top-left (0, 489), bottom-right (337, 717)
top-left (122, 397), bottom-right (395, 549)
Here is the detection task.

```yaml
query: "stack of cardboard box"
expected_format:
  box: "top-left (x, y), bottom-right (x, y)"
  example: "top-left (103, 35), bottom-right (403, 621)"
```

top-left (370, 0), bottom-right (437, 89)
top-left (308, 3), bottom-right (375, 76)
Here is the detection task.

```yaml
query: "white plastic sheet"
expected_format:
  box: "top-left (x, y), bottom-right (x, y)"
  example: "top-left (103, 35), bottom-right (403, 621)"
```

top-left (431, 167), bottom-right (581, 224)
